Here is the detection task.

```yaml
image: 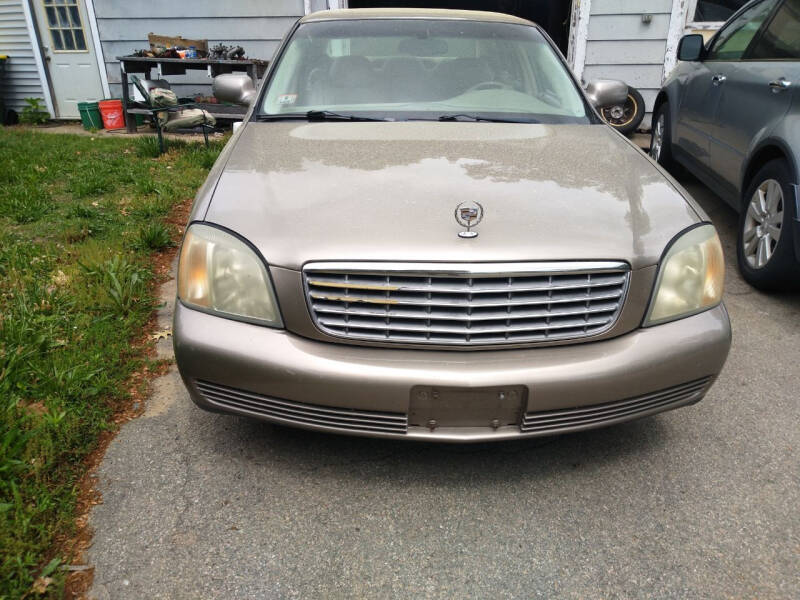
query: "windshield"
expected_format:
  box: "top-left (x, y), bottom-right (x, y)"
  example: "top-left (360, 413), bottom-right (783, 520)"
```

top-left (259, 19), bottom-right (589, 123)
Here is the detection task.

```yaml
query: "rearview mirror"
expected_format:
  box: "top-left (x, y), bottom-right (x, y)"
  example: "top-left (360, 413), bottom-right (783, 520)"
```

top-left (398, 37), bottom-right (448, 56)
top-left (585, 79), bottom-right (629, 109)
top-left (213, 74), bottom-right (256, 106)
top-left (678, 34), bottom-right (704, 61)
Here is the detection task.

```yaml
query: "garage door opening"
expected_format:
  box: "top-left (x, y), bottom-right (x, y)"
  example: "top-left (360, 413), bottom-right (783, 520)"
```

top-left (346, 1), bottom-right (574, 55)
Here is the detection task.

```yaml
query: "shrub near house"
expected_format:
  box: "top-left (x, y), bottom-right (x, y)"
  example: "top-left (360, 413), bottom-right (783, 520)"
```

top-left (19, 98), bottom-right (49, 125)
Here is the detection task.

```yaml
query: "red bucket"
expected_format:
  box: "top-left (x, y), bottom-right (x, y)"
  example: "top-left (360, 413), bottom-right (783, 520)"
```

top-left (98, 99), bottom-right (124, 130)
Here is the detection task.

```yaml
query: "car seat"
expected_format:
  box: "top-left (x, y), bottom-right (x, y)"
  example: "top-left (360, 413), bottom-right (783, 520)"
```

top-left (433, 57), bottom-right (493, 99)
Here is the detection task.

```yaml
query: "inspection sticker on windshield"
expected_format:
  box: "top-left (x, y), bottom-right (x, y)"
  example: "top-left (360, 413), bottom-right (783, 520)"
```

top-left (278, 94), bottom-right (297, 105)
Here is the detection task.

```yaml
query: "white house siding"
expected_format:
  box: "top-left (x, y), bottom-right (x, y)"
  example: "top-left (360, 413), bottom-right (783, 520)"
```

top-left (582, 0), bottom-right (675, 128)
top-left (93, 0), bottom-right (309, 99)
top-left (0, 0), bottom-right (46, 113)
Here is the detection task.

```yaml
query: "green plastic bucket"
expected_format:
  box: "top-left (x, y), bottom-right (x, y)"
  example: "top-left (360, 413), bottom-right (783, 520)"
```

top-left (78, 101), bottom-right (103, 130)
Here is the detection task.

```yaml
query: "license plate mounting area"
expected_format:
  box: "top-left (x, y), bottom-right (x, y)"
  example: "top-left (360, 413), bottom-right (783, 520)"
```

top-left (409, 385), bottom-right (527, 430)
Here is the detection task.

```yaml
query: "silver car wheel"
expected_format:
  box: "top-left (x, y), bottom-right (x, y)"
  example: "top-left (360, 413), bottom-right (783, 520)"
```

top-left (650, 114), bottom-right (664, 162)
top-left (742, 178), bottom-right (784, 269)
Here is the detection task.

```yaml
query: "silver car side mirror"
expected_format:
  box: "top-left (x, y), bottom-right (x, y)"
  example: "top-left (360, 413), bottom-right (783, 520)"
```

top-left (585, 79), bottom-right (629, 109)
top-left (213, 74), bottom-right (256, 106)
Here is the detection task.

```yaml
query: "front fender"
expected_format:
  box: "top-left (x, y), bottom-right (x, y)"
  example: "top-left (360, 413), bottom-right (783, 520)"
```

top-left (657, 63), bottom-right (693, 144)
top-left (742, 133), bottom-right (800, 193)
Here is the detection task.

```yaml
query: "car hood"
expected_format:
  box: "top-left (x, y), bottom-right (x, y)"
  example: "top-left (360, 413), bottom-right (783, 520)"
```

top-left (203, 122), bottom-right (700, 270)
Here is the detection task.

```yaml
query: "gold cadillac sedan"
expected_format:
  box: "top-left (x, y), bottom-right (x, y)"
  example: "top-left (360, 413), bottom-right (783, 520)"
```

top-left (173, 9), bottom-right (731, 442)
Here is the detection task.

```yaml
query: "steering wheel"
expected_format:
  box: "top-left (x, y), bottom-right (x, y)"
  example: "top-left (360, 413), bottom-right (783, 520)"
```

top-left (463, 81), bottom-right (513, 94)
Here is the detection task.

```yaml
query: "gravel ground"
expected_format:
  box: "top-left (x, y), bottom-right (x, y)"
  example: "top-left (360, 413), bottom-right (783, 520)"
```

top-left (88, 167), bottom-right (800, 599)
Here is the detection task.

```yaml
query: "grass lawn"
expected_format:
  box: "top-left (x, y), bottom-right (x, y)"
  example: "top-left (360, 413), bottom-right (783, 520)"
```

top-left (0, 128), bottom-right (224, 598)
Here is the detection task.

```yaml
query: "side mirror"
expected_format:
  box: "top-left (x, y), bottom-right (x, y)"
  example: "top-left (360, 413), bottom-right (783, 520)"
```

top-left (678, 34), bottom-right (704, 61)
top-left (213, 74), bottom-right (256, 106)
top-left (585, 79), bottom-right (629, 109)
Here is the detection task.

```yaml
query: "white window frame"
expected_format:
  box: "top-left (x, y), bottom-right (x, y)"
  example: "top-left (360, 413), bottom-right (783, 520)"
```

top-left (84, 0), bottom-right (110, 98)
top-left (568, 0), bottom-right (591, 79)
top-left (685, 0), bottom-right (750, 31)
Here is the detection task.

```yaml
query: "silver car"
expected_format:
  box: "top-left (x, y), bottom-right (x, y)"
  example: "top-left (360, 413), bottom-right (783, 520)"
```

top-left (174, 9), bottom-right (731, 442)
top-left (651, 0), bottom-right (800, 289)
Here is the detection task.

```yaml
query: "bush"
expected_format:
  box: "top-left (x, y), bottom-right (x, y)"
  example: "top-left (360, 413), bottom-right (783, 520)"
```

top-left (19, 98), bottom-right (50, 126)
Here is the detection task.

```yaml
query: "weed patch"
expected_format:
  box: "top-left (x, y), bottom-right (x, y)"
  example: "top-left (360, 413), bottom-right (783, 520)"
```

top-left (133, 136), bottom-right (162, 158)
top-left (0, 184), bottom-right (52, 224)
top-left (0, 128), bottom-right (225, 598)
top-left (135, 223), bottom-right (173, 251)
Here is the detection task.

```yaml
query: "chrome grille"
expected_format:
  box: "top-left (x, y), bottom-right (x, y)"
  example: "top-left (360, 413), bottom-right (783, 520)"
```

top-left (520, 377), bottom-right (712, 434)
top-left (304, 261), bottom-right (630, 345)
top-left (195, 380), bottom-right (408, 434)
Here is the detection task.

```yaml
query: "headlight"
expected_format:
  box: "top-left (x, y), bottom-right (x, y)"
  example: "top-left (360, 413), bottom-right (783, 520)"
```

top-left (644, 224), bottom-right (724, 326)
top-left (177, 223), bottom-right (283, 327)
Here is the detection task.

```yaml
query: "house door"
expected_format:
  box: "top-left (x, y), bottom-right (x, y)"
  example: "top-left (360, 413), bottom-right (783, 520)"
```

top-left (31, 0), bottom-right (104, 118)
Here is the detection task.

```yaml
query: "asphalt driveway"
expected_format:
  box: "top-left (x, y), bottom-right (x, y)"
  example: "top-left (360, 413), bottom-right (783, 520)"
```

top-left (88, 169), bottom-right (800, 599)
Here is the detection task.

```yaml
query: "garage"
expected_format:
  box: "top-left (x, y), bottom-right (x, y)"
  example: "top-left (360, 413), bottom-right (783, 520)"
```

top-left (347, 1), bottom-right (575, 55)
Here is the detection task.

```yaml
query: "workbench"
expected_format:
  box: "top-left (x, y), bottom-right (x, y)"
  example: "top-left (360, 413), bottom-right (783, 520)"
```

top-left (117, 56), bottom-right (267, 133)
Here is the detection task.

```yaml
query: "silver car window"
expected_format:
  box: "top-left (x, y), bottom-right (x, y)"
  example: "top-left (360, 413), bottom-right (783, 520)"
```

top-left (750, 0), bottom-right (800, 58)
top-left (260, 19), bottom-right (588, 124)
top-left (707, 0), bottom-right (779, 60)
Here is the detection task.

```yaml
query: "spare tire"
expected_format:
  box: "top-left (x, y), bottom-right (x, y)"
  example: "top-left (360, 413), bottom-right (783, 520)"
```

top-left (600, 86), bottom-right (645, 136)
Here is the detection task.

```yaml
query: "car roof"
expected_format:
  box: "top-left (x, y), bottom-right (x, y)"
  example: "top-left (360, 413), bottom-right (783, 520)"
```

top-left (300, 8), bottom-right (534, 27)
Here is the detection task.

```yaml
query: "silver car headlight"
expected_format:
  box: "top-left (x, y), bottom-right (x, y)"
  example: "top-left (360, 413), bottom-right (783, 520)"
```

top-left (644, 224), bottom-right (725, 326)
top-left (177, 223), bottom-right (283, 327)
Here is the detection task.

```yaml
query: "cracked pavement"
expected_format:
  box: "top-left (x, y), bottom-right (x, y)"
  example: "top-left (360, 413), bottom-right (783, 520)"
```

top-left (88, 171), bottom-right (800, 599)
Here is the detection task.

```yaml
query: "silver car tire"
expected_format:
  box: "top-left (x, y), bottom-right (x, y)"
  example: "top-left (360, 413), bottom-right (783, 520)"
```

top-left (650, 103), bottom-right (674, 170)
top-left (736, 159), bottom-right (798, 290)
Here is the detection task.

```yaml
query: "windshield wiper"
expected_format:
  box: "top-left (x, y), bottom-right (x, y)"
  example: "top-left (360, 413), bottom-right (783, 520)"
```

top-left (436, 114), bottom-right (539, 124)
top-left (306, 110), bottom-right (388, 122)
top-left (255, 111), bottom-right (535, 123)
top-left (254, 110), bottom-right (388, 122)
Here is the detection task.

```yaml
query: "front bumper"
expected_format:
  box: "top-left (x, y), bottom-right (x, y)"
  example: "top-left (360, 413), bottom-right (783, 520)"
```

top-left (174, 302), bottom-right (731, 442)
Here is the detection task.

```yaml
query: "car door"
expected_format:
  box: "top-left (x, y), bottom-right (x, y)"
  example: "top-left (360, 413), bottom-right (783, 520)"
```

top-left (710, 0), bottom-right (800, 192)
top-left (674, 0), bottom-right (779, 171)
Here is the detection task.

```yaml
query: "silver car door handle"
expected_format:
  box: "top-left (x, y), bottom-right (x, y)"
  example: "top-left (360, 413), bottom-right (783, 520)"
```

top-left (711, 74), bottom-right (726, 85)
top-left (769, 78), bottom-right (792, 91)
